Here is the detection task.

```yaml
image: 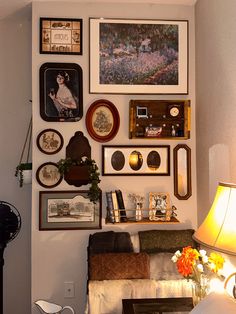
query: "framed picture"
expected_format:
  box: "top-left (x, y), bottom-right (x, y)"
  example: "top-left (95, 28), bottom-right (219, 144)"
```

top-left (39, 190), bottom-right (102, 230)
top-left (40, 62), bottom-right (83, 122)
top-left (85, 99), bottom-right (120, 142)
top-left (149, 192), bottom-right (171, 221)
top-left (40, 17), bottom-right (82, 55)
top-left (102, 145), bottom-right (170, 175)
top-left (37, 128), bottom-right (64, 155)
top-left (89, 18), bottom-right (188, 94)
top-left (36, 162), bottom-right (63, 188)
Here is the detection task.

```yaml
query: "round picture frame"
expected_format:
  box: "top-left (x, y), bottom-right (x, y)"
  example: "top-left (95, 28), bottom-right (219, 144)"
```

top-left (37, 128), bottom-right (64, 155)
top-left (36, 162), bottom-right (63, 188)
top-left (85, 99), bottom-right (120, 142)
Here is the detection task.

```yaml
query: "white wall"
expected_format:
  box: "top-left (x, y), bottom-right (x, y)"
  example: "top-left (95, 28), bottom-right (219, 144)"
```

top-left (32, 2), bottom-right (196, 313)
top-left (195, 0), bottom-right (236, 223)
top-left (0, 6), bottom-right (32, 314)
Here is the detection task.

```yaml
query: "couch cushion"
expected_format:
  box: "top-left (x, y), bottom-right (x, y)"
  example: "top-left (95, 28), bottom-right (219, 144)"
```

top-left (139, 229), bottom-right (196, 253)
top-left (89, 252), bottom-right (150, 280)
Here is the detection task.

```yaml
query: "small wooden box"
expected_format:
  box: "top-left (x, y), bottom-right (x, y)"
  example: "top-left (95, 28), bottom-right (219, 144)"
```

top-left (129, 99), bottom-right (190, 139)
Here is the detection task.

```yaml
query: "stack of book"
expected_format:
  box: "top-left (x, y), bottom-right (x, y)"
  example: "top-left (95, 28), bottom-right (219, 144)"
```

top-left (105, 190), bottom-right (128, 223)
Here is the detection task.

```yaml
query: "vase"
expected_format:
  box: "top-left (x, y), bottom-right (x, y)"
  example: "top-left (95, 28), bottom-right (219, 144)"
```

top-left (135, 202), bottom-right (142, 221)
top-left (191, 277), bottom-right (209, 306)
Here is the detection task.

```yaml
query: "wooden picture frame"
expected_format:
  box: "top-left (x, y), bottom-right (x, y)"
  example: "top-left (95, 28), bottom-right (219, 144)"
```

top-left (40, 17), bottom-right (82, 55)
top-left (37, 128), bottom-right (64, 155)
top-left (39, 190), bottom-right (102, 230)
top-left (85, 99), bottom-right (120, 142)
top-left (39, 62), bottom-right (83, 122)
top-left (90, 18), bottom-right (188, 94)
top-left (36, 162), bottom-right (63, 188)
top-left (102, 145), bottom-right (170, 175)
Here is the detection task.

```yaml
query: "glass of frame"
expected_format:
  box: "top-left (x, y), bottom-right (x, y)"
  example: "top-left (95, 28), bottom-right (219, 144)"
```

top-left (89, 18), bottom-right (188, 94)
top-left (85, 99), bottom-right (120, 142)
top-left (40, 17), bottom-right (83, 55)
top-left (102, 145), bottom-right (170, 175)
top-left (40, 62), bottom-right (83, 122)
top-left (36, 162), bottom-right (63, 188)
top-left (39, 190), bottom-right (102, 230)
top-left (173, 144), bottom-right (192, 200)
top-left (37, 128), bottom-right (64, 155)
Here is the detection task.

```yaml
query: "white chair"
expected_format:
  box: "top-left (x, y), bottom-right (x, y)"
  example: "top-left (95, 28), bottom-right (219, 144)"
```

top-left (35, 300), bottom-right (75, 314)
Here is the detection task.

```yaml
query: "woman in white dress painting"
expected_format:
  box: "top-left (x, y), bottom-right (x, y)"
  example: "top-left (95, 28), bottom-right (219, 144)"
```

top-left (48, 71), bottom-right (78, 118)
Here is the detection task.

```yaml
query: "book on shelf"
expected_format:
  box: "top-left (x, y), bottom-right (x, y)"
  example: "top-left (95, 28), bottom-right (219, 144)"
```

top-left (111, 191), bottom-right (120, 223)
top-left (115, 189), bottom-right (127, 222)
top-left (105, 191), bottom-right (115, 223)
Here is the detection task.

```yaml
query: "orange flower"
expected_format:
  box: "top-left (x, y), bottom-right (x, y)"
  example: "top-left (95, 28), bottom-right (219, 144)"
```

top-left (208, 252), bottom-right (225, 273)
top-left (176, 246), bottom-right (199, 277)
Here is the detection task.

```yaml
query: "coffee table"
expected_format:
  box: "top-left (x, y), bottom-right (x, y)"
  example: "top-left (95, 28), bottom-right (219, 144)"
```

top-left (122, 297), bottom-right (193, 314)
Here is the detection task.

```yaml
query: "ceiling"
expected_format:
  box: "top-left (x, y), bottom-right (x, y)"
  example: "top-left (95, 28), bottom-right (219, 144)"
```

top-left (0, 0), bottom-right (197, 20)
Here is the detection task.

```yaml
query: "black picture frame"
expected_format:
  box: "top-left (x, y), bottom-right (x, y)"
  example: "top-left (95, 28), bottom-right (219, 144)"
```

top-left (39, 190), bottom-right (102, 230)
top-left (40, 62), bottom-right (83, 122)
top-left (36, 128), bottom-right (64, 155)
top-left (102, 145), bottom-right (170, 176)
top-left (40, 17), bottom-right (83, 55)
top-left (36, 162), bottom-right (63, 188)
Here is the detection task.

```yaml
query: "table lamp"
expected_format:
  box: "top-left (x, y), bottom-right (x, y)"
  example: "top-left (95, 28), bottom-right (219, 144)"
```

top-left (193, 182), bottom-right (236, 297)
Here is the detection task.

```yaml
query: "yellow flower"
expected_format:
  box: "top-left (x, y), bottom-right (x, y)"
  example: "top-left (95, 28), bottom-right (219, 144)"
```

top-left (208, 252), bottom-right (225, 273)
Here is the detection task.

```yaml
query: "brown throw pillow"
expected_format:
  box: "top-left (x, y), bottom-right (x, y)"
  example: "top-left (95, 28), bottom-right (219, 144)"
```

top-left (89, 252), bottom-right (150, 280)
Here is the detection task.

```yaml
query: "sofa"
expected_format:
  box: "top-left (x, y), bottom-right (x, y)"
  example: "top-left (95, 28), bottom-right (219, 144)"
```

top-left (86, 229), bottom-right (197, 314)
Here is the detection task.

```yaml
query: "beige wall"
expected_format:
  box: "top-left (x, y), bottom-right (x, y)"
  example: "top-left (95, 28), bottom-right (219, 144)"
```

top-left (0, 6), bottom-right (32, 314)
top-left (32, 2), bottom-right (196, 313)
top-left (195, 0), bottom-right (236, 223)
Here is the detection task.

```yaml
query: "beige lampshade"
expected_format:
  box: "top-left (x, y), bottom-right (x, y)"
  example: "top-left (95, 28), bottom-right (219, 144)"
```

top-left (193, 182), bottom-right (236, 255)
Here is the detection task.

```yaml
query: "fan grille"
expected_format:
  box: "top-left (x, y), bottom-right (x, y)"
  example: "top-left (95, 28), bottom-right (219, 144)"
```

top-left (0, 202), bottom-right (21, 244)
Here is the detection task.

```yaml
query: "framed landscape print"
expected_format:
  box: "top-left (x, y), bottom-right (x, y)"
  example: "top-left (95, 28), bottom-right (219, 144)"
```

top-left (39, 190), bottom-right (102, 230)
top-left (102, 145), bottom-right (170, 175)
top-left (37, 128), bottom-right (64, 155)
top-left (90, 18), bottom-right (188, 94)
top-left (40, 62), bottom-right (83, 122)
top-left (85, 99), bottom-right (120, 142)
top-left (40, 17), bottom-right (82, 55)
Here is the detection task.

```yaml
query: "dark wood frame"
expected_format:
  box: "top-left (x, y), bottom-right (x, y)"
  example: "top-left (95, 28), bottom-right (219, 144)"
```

top-left (102, 145), bottom-right (170, 176)
top-left (39, 190), bottom-right (102, 230)
top-left (89, 18), bottom-right (188, 94)
top-left (36, 128), bottom-right (64, 155)
top-left (36, 162), bottom-right (63, 188)
top-left (173, 144), bottom-right (192, 200)
top-left (40, 17), bottom-right (82, 55)
top-left (39, 62), bottom-right (83, 122)
top-left (85, 99), bottom-right (120, 142)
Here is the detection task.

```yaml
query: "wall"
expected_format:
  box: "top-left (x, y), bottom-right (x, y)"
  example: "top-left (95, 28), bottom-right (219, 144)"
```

top-left (0, 6), bottom-right (32, 314)
top-left (195, 0), bottom-right (236, 223)
top-left (32, 2), bottom-right (196, 313)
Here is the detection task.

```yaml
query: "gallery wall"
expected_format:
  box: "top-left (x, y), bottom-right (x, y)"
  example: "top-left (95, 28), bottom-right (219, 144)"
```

top-left (32, 2), bottom-right (196, 313)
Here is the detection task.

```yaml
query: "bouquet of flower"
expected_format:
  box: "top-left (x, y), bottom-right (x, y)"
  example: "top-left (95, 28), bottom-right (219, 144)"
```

top-left (171, 246), bottom-right (225, 284)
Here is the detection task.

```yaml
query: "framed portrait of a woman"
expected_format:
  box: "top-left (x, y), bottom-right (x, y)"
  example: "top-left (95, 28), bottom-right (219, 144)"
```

top-left (40, 62), bottom-right (83, 122)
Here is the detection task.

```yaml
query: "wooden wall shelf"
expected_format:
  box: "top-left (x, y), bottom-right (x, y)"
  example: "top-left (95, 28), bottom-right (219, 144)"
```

top-left (105, 216), bottom-right (180, 224)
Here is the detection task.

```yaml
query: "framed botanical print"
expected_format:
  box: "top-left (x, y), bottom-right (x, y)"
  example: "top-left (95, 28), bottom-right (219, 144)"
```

top-left (90, 18), bottom-right (188, 94)
top-left (39, 190), bottom-right (102, 230)
top-left (40, 62), bottom-right (83, 122)
top-left (36, 162), bottom-right (63, 188)
top-left (40, 17), bottom-right (82, 55)
top-left (85, 99), bottom-right (120, 142)
top-left (36, 128), bottom-right (64, 155)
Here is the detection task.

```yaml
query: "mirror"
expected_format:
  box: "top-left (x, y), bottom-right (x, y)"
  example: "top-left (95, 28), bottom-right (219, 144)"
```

top-left (173, 144), bottom-right (192, 200)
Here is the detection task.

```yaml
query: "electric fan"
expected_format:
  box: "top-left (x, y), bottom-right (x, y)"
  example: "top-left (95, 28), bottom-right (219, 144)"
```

top-left (0, 201), bottom-right (21, 314)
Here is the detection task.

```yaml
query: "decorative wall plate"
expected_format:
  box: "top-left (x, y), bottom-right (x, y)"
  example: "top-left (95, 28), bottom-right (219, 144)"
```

top-left (86, 99), bottom-right (120, 142)
top-left (36, 162), bottom-right (63, 188)
top-left (37, 128), bottom-right (64, 155)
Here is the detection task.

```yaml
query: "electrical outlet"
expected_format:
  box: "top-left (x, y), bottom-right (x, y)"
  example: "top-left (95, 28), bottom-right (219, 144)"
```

top-left (64, 281), bottom-right (75, 298)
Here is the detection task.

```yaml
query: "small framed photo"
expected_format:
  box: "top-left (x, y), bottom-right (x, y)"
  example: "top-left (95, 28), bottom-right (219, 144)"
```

top-left (102, 145), bottom-right (170, 176)
top-left (39, 190), bottom-right (102, 230)
top-left (40, 62), bottom-right (83, 122)
top-left (37, 129), bottom-right (64, 155)
top-left (85, 99), bottom-right (120, 142)
top-left (149, 192), bottom-right (171, 220)
top-left (40, 17), bottom-right (82, 55)
top-left (36, 162), bottom-right (63, 188)
top-left (90, 18), bottom-right (188, 94)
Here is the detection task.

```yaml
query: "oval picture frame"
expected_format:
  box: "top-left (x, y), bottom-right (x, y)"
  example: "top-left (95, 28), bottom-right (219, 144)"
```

top-left (85, 99), bottom-right (120, 142)
top-left (36, 162), bottom-right (63, 188)
top-left (37, 128), bottom-right (64, 155)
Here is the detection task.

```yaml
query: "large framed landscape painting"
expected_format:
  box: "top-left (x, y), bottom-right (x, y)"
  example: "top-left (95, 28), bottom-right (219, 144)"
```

top-left (89, 18), bottom-right (188, 94)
